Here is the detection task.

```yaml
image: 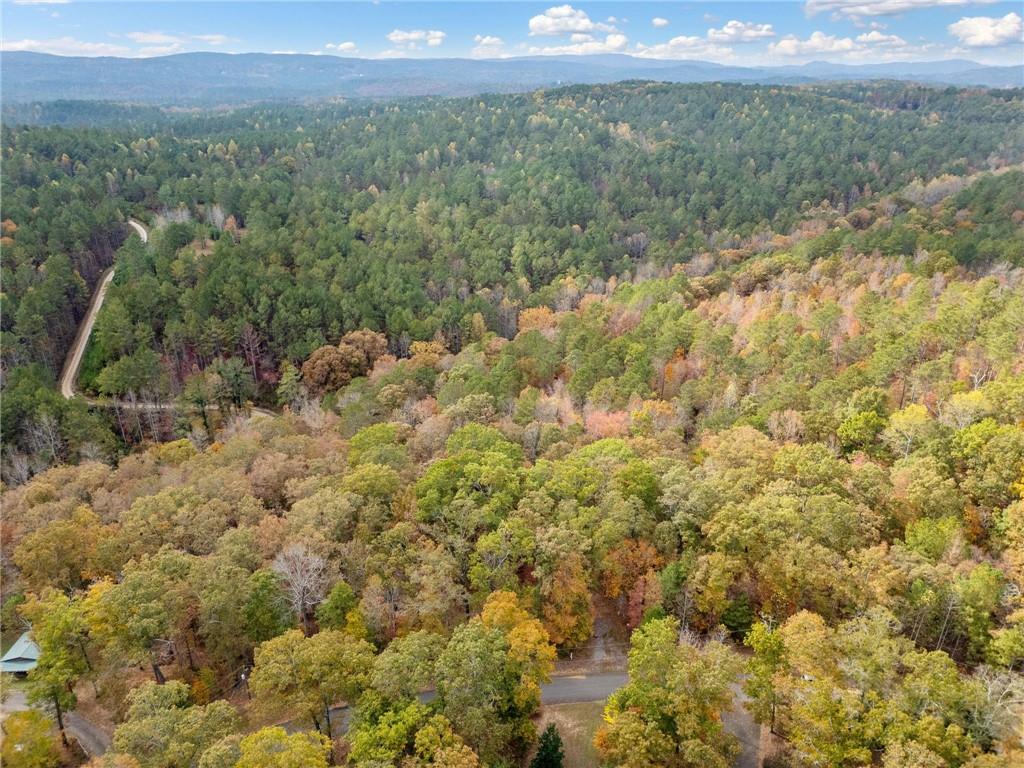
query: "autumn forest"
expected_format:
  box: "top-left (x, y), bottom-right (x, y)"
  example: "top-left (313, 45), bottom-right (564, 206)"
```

top-left (1, 81), bottom-right (1023, 768)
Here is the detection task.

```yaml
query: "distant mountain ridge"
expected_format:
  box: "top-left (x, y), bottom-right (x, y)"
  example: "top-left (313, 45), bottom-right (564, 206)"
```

top-left (3, 51), bottom-right (1021, 107)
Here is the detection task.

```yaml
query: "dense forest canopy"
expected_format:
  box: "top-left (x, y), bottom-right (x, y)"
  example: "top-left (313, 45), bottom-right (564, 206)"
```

top-left (3, 82), bottom-right (1022, 475)
top-left (1, 81), bottom-right (1023, 768)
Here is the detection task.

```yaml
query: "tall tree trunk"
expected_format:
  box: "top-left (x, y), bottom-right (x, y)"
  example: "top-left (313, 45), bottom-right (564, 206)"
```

top-left (323, 703), bottom-right (333, 736)
top-left (77, 638), bottom-right (92, 671)
top-left (323, 703), bottom-right (336, 764)
top-left (53, 693), bottom-right (69, 748)
top-left (183, 633), bottom-right (197, 671)
top-left (114, 405), bottom-right (129, 443)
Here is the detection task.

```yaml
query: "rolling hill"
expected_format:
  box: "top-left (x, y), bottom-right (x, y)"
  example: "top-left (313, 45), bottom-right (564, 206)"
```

top-left (3, 51), bottom-right (1020, 107)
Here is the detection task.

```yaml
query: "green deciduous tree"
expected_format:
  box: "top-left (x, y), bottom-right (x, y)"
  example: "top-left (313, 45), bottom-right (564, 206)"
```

top-left (111, 681), bottom-right (239, 768)
top-left (744, 620), bottom-right (786, 733)
top-left (371, 630), bottom-right (446, 703)
top-left (249, 629), bottom-right (375, 741)
top-left (235, 727), bottom-right (330, 768)
top-left (436, 591), bottom-right (555, 762)
top-left (0, 711), bottom-right (60, 768)
top-left (243, 569), bottom-right (294, 646)
top-left (595, 616), bottom-right (741, 768)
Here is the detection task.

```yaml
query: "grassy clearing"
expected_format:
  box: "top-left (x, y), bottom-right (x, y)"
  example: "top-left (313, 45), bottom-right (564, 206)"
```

top-left (529, 701), bottom-right (604, 768)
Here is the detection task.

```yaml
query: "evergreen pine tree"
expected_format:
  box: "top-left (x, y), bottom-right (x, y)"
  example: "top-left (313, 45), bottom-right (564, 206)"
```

top-left (530, 723), bottom-right (565, 768)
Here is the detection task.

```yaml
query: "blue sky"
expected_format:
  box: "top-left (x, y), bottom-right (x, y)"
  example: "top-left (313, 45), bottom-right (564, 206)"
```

top-left (3, 1), bottom-right (1022, 65)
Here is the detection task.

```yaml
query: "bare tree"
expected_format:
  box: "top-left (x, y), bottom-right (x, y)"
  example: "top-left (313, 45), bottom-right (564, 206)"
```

top-left (496, 299), bottom-right (518, 340)
top-left (297, 396), bottom-right (326, 432)
top-left (124, 390), bottom-right (144, 441)
top-left (25, 413), bottom-right (64, 462)
top-left (767, 409), bottom-right (805, 443)
top-left (141, 387), bottom-right (166, 440)
top-left (77, 442), bottom-right (109, 464)
top-left (273, 543), bottom-right (328, 636)
top-left (624, 231), bottom-right (650, 260)
top-left (968, 666), bottom-right (1024, 747)
top-left (207, 203), bottom-right (226, 230)
top-left (962, 342), bottom-right (993, 390)
top-left (239, 323), bottom-right (263, 380)
top-left (187, 426), bottom-right (209, 452)
top-left (2, 449), bottom-right (32, 486)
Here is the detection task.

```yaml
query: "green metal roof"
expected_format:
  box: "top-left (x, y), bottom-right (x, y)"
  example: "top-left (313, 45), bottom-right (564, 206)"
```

top-left (0, 631), bottom-right (39, 673)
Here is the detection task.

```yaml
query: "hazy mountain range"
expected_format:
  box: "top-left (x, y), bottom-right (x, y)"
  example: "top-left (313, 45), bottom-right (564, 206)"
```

top-left (3, 51), bottom-right (1021, 108)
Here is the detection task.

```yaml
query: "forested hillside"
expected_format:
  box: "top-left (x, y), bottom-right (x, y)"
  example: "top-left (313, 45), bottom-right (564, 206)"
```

top-left (1, 82), bottom-right (1023, 768)
top-left (3, 83), bottom-right (1022, 477)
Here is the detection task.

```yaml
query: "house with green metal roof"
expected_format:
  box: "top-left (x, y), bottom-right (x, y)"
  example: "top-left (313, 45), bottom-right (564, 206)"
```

top-left (0, 632), bottom-right (39, 676)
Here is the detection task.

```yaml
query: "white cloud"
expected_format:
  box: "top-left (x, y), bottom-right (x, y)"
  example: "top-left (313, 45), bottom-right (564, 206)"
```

top-left (635, 35), bottom-right (733, 60)
top-left (528, 32), bottom-right (629, 55)
top-left (120, 31), bottom-right (233, 54)
top-left (528, 5), bottom-right (616, 36)
top-left (1, 36), bottom-right (130, 56)
top-left (707, 20), bottom-right (775, 42)
top-left (633, 18), bottom-right (774, 59)
top-left (769, 28), bottom-right (935, 59)
top-left (193, 34), bottom-right (231, 46)
top-left (770, 30), bottom-right (859, 56)
top-left (326, 41), bottom-right (358, 53)
top-left (806, 0), bottom-right (995, 19)
top-left (855, 30), bottom-right (908, 45)
top-left (652, 17), bottom-right (670, 28)
top-left (386, 29), bottom-right (446, 49)
top-left (948, 12), bottom-right (1023, 47)
top-left (11, 0), bottom-right (70, 5)
top-left (471, 34), bottom-right (505, 57)
top-left (125, 31), bottom-right (183, 45)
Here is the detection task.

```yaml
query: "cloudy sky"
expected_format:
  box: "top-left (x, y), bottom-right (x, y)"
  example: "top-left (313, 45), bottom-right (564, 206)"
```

top-left (3, 1), bottom-right (1022, 66)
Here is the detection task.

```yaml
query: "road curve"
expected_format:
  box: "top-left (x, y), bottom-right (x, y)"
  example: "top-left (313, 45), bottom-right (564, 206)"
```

top-left (60, 218), bottom-right (274, 419)
top-left (127, 218), bottom-right (148, 244)
top-left (60, 219), bottom-right (148, 400)
top-left (313, 671), bottom-right (759, 768)
top-left (537, 673), bottom-right (758, 768)
top-left (65, 711), bottom-right (113, 758)
top-left (1, 691), bottom-right (112, 760)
